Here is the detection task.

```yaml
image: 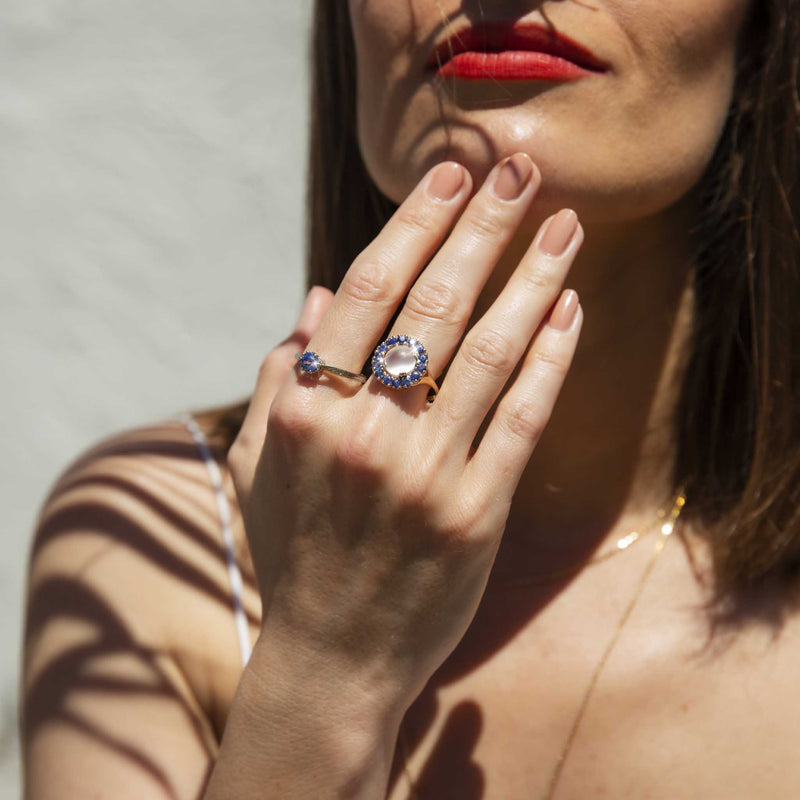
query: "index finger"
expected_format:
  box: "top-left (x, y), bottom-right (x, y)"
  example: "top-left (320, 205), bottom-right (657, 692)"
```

top-left (231, 286), bottom-right (333, 501)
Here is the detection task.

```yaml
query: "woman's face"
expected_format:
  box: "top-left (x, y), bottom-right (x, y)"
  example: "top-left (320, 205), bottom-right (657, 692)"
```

top-left (348, 0), bottom-right (752, 224)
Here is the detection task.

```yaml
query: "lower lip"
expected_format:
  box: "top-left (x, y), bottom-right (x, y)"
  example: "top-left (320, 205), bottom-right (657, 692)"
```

top-left (436, 51), bottom-right (593, 81)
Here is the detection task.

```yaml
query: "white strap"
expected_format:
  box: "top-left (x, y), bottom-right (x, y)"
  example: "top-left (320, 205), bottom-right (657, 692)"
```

top-left (181, 414), bottom-right (252, 668)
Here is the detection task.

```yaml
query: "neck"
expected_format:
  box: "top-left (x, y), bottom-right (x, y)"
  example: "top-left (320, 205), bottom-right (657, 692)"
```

top-left (479, 197), bottom-right (697, 583)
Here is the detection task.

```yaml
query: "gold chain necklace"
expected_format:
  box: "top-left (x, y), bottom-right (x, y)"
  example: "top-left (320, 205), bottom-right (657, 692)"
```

top-left (489, 490), bottom-right (684, 589)
top-left (397, 486), bottom-right (687, 799)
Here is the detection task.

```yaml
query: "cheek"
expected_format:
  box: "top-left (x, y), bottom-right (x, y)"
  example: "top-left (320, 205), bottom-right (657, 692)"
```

top-left (349, 2), bottom-right (425, 195)
top-left (601, 1), bottom-right (747, 195)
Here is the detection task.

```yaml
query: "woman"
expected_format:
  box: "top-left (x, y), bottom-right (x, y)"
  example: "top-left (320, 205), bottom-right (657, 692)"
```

top-left (21, 0), bottom-right (800, 798)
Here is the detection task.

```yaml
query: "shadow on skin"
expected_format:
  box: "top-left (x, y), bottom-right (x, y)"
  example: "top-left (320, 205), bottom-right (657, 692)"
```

top-left (390, 699), bottom-right (485, 798)
top-left (22, 426), bottom-right (254, 799)
top-left (23, 420), bottom-right (781, 798)
top-left (21, 422), bottom-right (514, 798)
top-left (24, 576), bottom-right (215, 800)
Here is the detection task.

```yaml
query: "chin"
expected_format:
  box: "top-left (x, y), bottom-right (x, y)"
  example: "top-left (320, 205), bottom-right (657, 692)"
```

top-left (373, 135), bottom-right (702, 229)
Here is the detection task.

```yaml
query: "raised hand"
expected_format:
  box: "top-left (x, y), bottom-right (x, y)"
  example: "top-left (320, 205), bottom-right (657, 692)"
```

top-left (228, 152), bottom-right (583, 720)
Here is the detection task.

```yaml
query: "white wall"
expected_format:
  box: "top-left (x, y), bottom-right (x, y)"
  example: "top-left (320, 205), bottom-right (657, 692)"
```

top-left (0, 1), bottom-right (313, 794)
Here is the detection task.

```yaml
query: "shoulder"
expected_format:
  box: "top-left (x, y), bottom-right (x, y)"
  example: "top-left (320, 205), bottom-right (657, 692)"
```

top-left (23, 416), bottom-right (260, 741)
top-left (31, 414), bottom-right (256, 585)
top-left (29, 417), bottom-right (247, 590)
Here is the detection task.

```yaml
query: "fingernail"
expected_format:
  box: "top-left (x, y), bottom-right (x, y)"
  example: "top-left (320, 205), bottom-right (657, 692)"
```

top-left (539, 209), bottom-right (578, 256)
top-left (492, 153), bottom-right (534, 201)
top-left (427, 162), bottom-right (465, 201)
top-left (549, 289), bottom-right (579, 331)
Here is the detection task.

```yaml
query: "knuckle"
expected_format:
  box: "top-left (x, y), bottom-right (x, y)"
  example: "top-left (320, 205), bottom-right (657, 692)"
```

top-left (434, 501), bottom-right (499, 556)
top-left (331, 417), bottom-right (384, 477)
top-left (341, 257), bottom-right (395, 306)
top-left (465, 206), bottom-right (504, 240)
top-left (436, 395), bottom-right (470, 429)
top-left (461, 328), bottom-right (516, 377)
top-left (519, 262), bottom-right (559, 293)
top-left (438, 502), bottom-right (479, 541)
top-left (395, 473), bottom-right (438, 519)
top-left (267, 394), bottom-right (316, 442)
top-left (390, 455), bottom-right (437, 508)
top-left (404, 279), bottom-right (463, 325)
top-left (394, 206), bottom-right (438, 238)
top-left (501, 398), bottom-right (548, 442)
top-left (531, 345), bottom-right (571, 377)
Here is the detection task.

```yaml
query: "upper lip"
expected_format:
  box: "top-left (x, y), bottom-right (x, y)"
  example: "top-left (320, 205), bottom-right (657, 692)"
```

top-left (426, 21), bottom-right (609, 73)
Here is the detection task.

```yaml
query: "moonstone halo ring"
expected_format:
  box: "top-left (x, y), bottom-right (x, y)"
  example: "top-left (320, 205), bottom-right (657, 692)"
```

top-left (295, 351), bottom-right (367, 384)
top-left (371, 335), bottom-right (439, 397)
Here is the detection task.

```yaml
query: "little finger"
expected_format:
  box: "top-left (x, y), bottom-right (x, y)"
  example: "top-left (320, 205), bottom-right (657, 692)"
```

top-left (465, 289), bottom-right (583, 507)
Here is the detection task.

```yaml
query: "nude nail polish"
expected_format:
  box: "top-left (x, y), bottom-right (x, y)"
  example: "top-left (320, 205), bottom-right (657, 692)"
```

top-left (539, 209), bottom-right (578, 256)
top-left (492, 153), bottom-right (534, 201)
top-left (549, 289), bottom-right (579, 331)
top-left (427, 162), bottom-right (465, 201)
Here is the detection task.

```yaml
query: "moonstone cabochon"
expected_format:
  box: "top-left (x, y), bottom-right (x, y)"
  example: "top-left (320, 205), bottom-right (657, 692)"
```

top-left (384, 344), bottom-right (417, 376)
top-left (371, 335), bottom-right (429, 389)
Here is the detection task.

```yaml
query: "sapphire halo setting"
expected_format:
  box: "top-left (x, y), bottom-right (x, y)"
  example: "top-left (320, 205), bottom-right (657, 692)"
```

top-left (371, 335), bottom-right (438, 394)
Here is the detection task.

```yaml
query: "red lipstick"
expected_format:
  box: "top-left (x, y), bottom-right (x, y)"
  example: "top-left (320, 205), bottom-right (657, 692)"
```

top-left (428, 21), bottom-right (608, 82)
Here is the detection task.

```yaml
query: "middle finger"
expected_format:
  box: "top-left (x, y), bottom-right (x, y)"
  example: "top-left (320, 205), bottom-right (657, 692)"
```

top-left (378, 152), bottom-right (541, 399)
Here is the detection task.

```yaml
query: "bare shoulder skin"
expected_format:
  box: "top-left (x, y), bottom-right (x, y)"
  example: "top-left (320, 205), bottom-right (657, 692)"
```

top-left (21, 416), bottom-right (800, 799)
top-left (21, 419), bottom-right (259, 800)
top-left (387, 527), bottom-right (800, 798)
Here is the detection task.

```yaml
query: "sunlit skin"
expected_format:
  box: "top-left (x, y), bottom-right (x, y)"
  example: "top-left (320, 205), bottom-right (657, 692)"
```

top-left (31, 2), bottom-right (800, 799)
top-left (348, 0), bottom-right (750, 580)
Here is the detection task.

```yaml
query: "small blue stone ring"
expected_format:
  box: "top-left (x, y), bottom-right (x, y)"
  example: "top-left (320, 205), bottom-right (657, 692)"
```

top-left (295, 351), bottom-right (367, 384)
top-left (371, 335), bottom-right (439, 396)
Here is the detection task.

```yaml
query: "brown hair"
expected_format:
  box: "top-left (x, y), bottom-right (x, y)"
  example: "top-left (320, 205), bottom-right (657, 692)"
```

top-left (203, 1), bottom-right (800, 616)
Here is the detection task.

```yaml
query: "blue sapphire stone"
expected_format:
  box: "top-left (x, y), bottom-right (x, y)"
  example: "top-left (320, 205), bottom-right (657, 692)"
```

top-left (299, 352), bottom-right (321, 373)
